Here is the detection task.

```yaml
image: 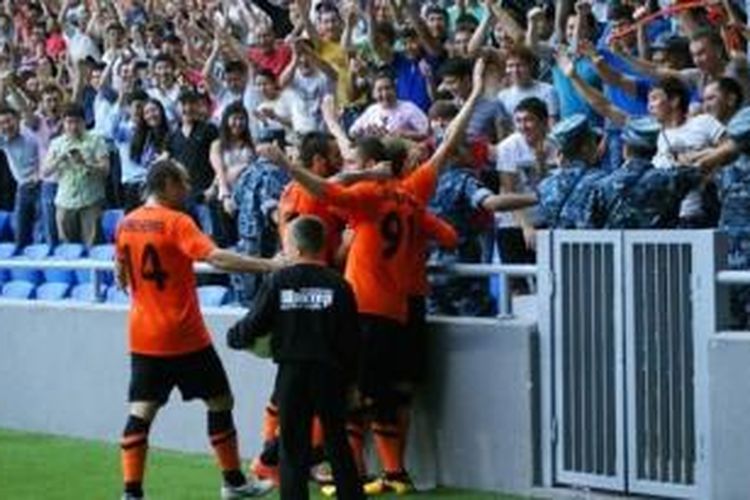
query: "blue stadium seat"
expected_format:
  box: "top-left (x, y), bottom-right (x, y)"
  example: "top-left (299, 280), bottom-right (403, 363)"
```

top-left (0, 242), bottom-right (17, 284)
top-left (45, 243), bottom-right (86, 284)
top-left (21, 243), bottom-right (51, 258)
top-left (101, 209), bottom-right (124, 243)
top-left (77, 244), bottom-right (115, 286)
top-left (197, 286), bottom-right (230, 307)
top-left (89, 243), bottom-right (115, 261)
top-left (106, 285), bottom-right (130, 304)
top-left (0, 211), bottom-right (11, 242)
top-left (36, 282), bottom-right (71, 301)
top-left (10, 244), bottom-right (51, 284)
top-left (70, 283), bottom-right (98, 302)
top-left (1, 280), bottom-right (36, 299)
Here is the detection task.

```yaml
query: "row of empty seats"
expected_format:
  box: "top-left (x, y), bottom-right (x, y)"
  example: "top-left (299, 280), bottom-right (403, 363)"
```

top-left (0, 234), bottom-right (238, 306)
top-left (0, 281), bottom-right (125, 303)
top-left (0, 242), bottom-right (116, 287)
top-left (0, 281), bottom-right (236, 307)
top-left (0, 209), bottom-right (124, 244)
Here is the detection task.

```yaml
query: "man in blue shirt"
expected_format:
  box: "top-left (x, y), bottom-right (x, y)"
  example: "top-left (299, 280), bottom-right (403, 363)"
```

top-left (0, 106), bottom-right (41, 248)
top-left (548, 4), bottom-right (604, 126)
top-left (438, 57), bottom-right (509, 143)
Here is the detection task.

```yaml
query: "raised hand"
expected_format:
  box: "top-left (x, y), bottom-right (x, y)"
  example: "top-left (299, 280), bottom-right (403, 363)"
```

top-left (574, 0), bottom-right (592, 15)
top-left (418, 59), bottom-right (433, 80)
top-left (577, 39), bottom-right (596, 59)
top-left (527, 6), bottom-right (545, 23)
top-left (343, 0), bottom-right (358, 23)
top-left (321, 94), bottom-right (339, 122)
top-left (555, 47), bottom-right (576, 78)
top-left (256, 143), bottom-right (291, 169)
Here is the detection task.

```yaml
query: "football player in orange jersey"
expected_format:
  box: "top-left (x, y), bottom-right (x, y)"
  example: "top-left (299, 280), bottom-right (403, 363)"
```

top-left (115, 159), bottom-right (283, 500)
top-left (306, 58), bottom-right (535, 485)
top-left (258, 135), bottom-right (426, 493)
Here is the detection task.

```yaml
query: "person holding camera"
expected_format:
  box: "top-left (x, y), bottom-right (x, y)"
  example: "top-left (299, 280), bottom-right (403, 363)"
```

top-left (42, 103), bottom-right (109, 246)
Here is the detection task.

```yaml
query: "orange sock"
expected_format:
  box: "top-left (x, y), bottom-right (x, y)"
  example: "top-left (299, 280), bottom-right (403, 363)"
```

top-left (262, 403), bottom-right (279, 442)
top-left (121, 415), bottom-right (151, 495)
top-left (372, 422), bottom-right (402, 474)
top-left (346, 419), bottom-right (366, 476)
top-left (311, 417), bottom-right (325, 448)
top-left (121, 432), bottom-right (148, 485)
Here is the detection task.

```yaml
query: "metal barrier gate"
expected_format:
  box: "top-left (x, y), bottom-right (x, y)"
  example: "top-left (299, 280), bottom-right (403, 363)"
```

top-left (542, 230), bottom-right (714, 498)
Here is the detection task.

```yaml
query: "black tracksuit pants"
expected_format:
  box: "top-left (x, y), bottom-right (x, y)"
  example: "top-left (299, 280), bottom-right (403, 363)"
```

top-left (275, 362), bottom-right (363, 500)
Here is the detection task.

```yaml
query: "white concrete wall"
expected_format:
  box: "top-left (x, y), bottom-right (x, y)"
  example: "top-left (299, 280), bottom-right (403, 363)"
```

top-left (0, 302), bottom-right (539, 494)
top-left (708, 334), bottom-right (750, 500)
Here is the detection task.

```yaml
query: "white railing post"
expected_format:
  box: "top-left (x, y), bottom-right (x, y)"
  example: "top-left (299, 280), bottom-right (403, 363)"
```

top-left (92, 269), bottom-right (102, 303)
top-left (0, 258), bottom-right (540, 317)
top-left (499, 272), bottom-right (513, 318)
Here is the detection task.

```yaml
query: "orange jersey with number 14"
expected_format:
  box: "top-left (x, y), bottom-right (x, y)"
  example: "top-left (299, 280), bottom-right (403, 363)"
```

top-left (115, 205), bottom-right (217, 356)
top-left (321, 180), bottom-right (423, 324)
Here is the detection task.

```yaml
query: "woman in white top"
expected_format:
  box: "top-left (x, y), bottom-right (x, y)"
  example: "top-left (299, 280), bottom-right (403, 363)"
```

top-left (210, 101), bottom-right (255, 215)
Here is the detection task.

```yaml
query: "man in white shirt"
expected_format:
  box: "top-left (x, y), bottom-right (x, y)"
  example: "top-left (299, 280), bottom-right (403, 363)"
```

top-left (147, 54), bottom-right (181, 123)
top-left (649, 77), bottom-right (728, 226)
top-left (0, 106), bottom-right (41, 248)
top-left (202, 37), bottom-right (257, 122)
top-left (496, 97), bottom-right (556, 293)
top-left (497, 45), bottom-right (559, 123)
top-left (278, 39), bottom-right (336, 135)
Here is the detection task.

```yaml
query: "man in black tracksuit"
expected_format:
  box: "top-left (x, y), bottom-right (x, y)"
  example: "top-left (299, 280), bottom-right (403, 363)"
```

top-left (227, 216), bottom-right (364, 500)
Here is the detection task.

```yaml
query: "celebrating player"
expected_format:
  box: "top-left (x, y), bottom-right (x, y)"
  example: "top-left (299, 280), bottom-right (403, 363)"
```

top-left (115, 158), bottom-right (282, 500)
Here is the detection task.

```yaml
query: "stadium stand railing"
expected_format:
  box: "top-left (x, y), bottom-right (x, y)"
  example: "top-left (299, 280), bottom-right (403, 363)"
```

top-left (0, 255), bottom-right (537, 315)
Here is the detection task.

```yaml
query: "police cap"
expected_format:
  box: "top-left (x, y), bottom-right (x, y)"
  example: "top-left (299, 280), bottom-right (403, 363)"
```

top-left (549, 114), bottom-right (597, 154)
top-left (622, 117), bottom-right (661, 150)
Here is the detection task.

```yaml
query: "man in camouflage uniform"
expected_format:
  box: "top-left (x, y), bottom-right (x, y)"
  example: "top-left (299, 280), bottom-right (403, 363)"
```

top-left (585, 117), bottom-right (703, 229)
top-left (428, 141), bottom-right (534, 316)
top-left (715, 106), bottom-right (750, 328)
top-left (428, 142), bottom-right (499, 316)
top-left (231, 138), bottom-right (290, 305)
top-left (536, 114), bottom-right (605, 229)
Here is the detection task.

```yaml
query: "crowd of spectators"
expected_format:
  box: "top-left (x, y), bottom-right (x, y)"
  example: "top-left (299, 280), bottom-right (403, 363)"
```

top-left (1, 0), bottom-right (750, 317)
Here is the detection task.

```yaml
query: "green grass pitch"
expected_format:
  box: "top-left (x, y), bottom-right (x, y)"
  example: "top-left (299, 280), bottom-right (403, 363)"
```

top-left (0, 428), bottom-right (526, 499)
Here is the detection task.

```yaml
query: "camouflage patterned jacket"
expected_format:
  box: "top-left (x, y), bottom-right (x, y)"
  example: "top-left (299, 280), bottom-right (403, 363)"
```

top-left (717, 154), bottom-right (750, 269)
top-left (233, 156), bottom-right (290, 255)
top-left (586, 158), bottom-right (702, 229)
top-left (536, 160), bottom-right (594, 229)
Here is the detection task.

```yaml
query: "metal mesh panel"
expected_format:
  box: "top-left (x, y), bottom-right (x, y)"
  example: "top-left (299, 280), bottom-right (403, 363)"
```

top-left (631, 243), bottom-right (695, 487)
top-left (559, 242), bottom-right (618, 478)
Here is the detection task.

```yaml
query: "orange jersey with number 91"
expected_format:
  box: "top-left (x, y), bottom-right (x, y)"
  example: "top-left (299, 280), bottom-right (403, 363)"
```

top-left (322, 180), bottom-right (424, 324)
top-left (115, 205), bottom-right (217, 356)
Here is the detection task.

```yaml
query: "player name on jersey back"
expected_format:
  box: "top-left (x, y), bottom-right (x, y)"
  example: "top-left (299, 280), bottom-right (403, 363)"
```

top-left (119, 219), bottom-right (166, 234)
